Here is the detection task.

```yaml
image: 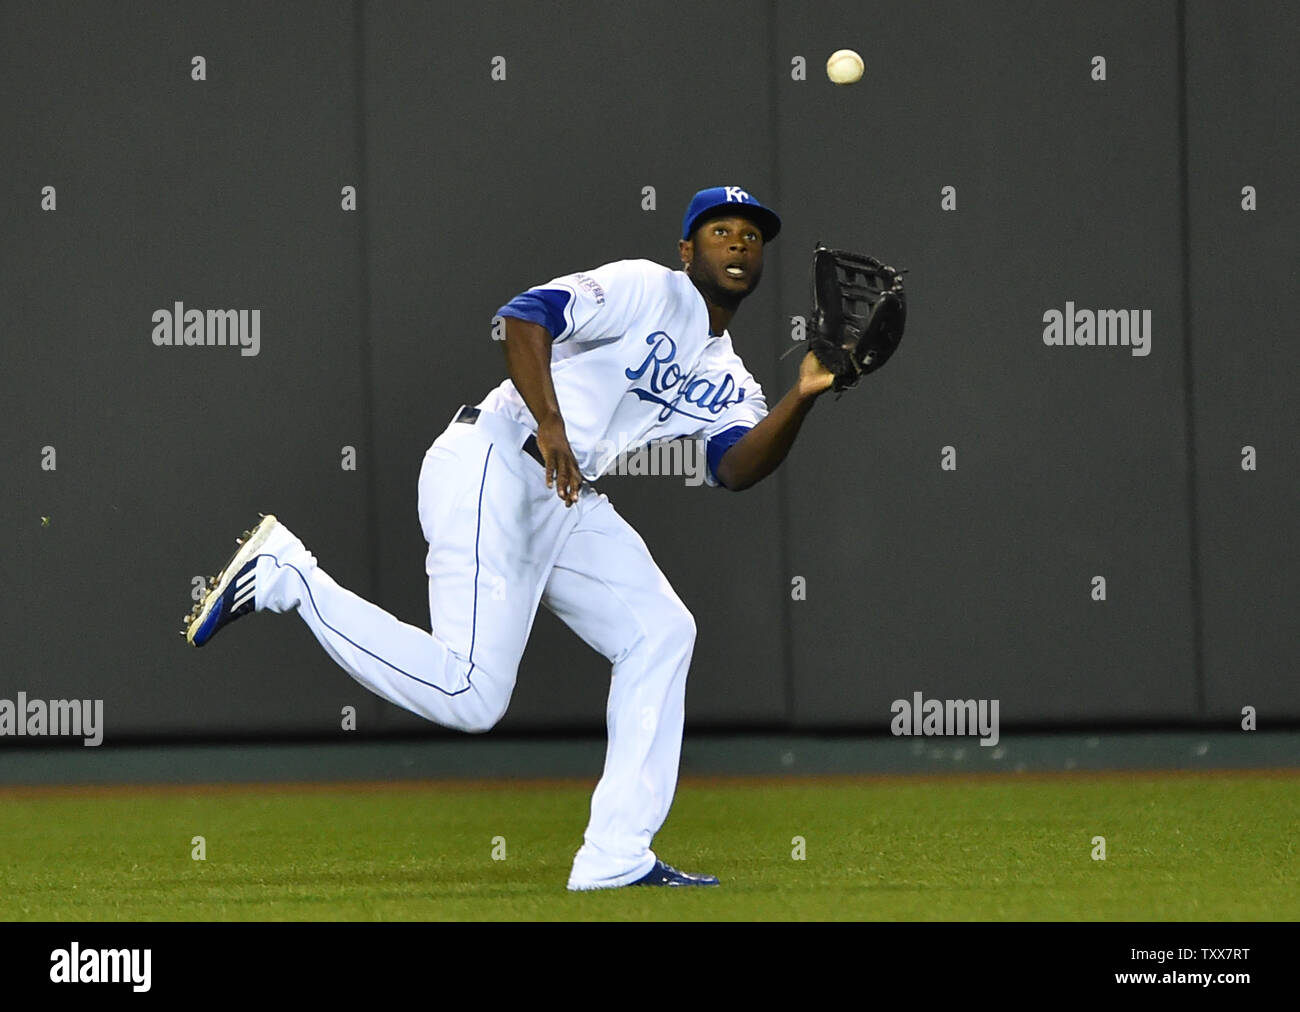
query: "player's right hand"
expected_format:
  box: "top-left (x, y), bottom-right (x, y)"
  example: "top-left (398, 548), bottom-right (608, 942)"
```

top-left (537, 416), bottom-right (582, 507)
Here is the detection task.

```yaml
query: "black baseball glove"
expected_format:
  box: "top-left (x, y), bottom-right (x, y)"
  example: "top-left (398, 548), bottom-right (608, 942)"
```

top-left (807, 245), bottom-right (907, 392)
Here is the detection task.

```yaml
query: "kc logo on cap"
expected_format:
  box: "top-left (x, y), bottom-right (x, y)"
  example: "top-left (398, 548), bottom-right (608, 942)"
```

top-left (682, 186), bottom-right (782, 243)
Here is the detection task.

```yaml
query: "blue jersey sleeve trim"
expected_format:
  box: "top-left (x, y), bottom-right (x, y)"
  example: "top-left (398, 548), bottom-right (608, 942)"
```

top-left (706, 424), bottom-right (752, 489)
top-left (495, 287), bottom-right (573, 340)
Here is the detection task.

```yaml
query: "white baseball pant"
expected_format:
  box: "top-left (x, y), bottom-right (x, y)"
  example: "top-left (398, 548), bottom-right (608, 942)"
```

top-left (253, 406), bottom-right (697, 889)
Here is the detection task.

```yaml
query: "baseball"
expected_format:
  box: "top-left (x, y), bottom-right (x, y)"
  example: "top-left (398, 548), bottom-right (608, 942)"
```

top-left (826, 49), bottom-right (864, 85)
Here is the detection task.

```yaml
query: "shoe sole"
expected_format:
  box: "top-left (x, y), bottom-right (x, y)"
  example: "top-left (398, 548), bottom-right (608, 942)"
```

top-left (183, 513), bottom-right (280, 646)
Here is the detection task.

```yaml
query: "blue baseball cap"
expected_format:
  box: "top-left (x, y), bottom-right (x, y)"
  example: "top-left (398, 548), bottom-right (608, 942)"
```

top-left (682, 186), bottom-right (781, 243)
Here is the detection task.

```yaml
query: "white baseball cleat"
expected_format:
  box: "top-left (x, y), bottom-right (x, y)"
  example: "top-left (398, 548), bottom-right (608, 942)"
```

top-left (182, 514), bottom-right (281, 647)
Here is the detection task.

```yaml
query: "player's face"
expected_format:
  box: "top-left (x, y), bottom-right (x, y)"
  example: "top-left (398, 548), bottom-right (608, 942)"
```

top-left (683, 216), bottom-right (765, 300)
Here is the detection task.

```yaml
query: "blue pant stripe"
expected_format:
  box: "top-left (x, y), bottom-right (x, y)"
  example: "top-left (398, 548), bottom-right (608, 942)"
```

top-left (467, 445), bottom-right (493, 680)
top-left (252, 443), bottom-right (495, 700)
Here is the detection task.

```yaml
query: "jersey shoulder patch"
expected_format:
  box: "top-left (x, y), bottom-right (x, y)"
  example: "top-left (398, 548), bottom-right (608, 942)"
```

top-left (569, 271), bottom-right (606, 305)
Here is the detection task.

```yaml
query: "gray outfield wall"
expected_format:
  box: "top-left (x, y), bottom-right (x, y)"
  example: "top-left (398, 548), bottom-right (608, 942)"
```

top-left (1, 1), bottom-right (1294, 739)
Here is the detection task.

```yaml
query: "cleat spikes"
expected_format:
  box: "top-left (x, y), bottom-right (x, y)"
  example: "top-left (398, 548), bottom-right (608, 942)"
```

top-left (185, 514), bottom-right (278, 647)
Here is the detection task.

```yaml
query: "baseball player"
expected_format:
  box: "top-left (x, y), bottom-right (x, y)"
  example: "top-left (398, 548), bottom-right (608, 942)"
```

top-left (183, 186), bottom-right (837, 889)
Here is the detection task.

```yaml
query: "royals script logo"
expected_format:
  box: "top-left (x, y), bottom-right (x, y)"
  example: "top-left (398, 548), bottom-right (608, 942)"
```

top-left (624, 332), bottom-right (747, 422)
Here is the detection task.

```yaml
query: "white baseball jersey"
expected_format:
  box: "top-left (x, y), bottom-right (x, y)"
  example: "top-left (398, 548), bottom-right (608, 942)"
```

top-left (479, 259), bottom-right (768, 484)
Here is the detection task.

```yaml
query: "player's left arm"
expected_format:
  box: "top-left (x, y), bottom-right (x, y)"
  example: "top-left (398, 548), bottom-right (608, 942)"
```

top-left (714, 351), bottom-right (834, 492)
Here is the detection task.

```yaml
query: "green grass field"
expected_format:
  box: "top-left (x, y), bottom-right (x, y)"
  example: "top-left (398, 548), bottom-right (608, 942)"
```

top-left (2, 773), bottom-right (1296, 920)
